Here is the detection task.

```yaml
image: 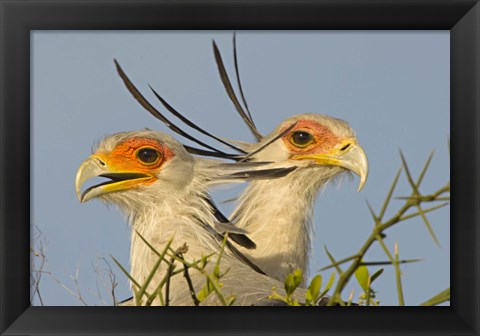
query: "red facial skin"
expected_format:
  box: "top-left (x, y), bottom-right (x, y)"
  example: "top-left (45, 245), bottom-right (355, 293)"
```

top-left (281, 120), bottom-right (341, 156)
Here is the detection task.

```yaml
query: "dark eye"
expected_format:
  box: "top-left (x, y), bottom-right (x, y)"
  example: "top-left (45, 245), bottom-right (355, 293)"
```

top-left (290, 131), bottom-right (314, 148)
top-left (137, 148), bottom-right (159, 164)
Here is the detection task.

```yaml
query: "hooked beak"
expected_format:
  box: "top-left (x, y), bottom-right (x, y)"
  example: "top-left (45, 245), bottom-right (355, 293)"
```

top-left (75, 156), bottom-right (151, 203)
top-left (291, 140), bottom-right (369, 192)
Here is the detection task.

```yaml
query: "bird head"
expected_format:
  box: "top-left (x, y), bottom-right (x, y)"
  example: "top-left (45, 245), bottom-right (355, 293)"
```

top-left (251, 113), bottom-right (368, 191)
top-left (75, 130), bottom-right (195, 208)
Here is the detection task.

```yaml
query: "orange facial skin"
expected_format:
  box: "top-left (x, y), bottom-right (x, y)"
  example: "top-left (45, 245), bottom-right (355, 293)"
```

top-left (93, 137), bottom-right (175, 188)
top-left (281, 120), bottom-right (342, 156)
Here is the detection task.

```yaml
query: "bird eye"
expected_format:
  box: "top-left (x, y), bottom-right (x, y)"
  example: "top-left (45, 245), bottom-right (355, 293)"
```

top-left (290, 131), bottom-right (314, 148)
top-left (136, 147), bottom-right (160, 165)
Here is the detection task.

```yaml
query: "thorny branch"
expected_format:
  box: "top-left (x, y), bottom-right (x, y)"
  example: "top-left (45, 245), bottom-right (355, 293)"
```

top-left (325, 151), bottom-right (449, 306)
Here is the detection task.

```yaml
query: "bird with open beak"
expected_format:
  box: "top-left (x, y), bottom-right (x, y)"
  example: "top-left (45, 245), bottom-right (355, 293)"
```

top-left (112, 36), bottom-right (368, 285)
top-left (75, 130), bottom-right (332, 306)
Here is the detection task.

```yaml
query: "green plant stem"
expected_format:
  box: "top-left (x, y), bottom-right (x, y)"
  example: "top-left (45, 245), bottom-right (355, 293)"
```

top-left (375, 236), bottom-right (404, 305)
top-left (183, 262), bottom-right (200, 306)
top-left (320, 254), bottom-right (361, 271)
top-left (205, 273), bottom-right (229, 306)
top-left (164, 244), bottom-right (188, 306)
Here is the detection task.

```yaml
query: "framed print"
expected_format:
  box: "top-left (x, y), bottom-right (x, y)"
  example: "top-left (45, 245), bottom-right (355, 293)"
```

top-left (1, 0), bottom-right (478, 335)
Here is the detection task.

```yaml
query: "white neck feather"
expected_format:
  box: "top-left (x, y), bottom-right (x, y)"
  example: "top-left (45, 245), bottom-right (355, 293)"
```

top-left (129, 197), bottom-right (215, 287)
top-left (111, 171), bottom-right (222, 304)
top-left (231, 167), bottom-right (336, 283)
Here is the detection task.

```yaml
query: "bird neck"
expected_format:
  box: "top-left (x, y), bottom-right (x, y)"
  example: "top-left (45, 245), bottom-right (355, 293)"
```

top-left (231, 168), bottom-right (328, 283)
top-left (126, 182), bottom-right (221, 303)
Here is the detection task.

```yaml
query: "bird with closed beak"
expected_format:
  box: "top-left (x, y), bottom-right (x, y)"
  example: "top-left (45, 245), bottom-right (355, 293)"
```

top-left (226, 113), bottom-right (368, 283)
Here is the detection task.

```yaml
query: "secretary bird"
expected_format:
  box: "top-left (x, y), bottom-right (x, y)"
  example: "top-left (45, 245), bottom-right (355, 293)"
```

top-left (75, 130), bottom-right (337, 306)
top-left (113, 37), bottom-right (368, 284)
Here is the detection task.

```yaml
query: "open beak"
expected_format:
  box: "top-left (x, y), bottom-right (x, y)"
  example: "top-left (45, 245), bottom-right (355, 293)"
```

top-left (75, 156), bottom-right (151, 203)
top-left (292, 141), bottom-right (368, 192)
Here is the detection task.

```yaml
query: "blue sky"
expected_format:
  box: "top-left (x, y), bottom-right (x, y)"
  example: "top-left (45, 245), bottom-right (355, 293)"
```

top-left (31, 31), bottom-right (450, 306)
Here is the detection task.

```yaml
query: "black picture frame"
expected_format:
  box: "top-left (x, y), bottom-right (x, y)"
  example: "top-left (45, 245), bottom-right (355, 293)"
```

top-left (1, 0), bottom-right (478, 335)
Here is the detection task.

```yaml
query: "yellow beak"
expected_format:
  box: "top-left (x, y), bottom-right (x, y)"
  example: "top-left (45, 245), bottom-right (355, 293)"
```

top-left (75, 156), bottom-right (150, 203)
top-left (292, 141), bottom-right (368, 192)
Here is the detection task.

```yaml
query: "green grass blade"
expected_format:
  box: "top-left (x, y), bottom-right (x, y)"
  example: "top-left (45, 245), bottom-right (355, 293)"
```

top-left (111, 255), bottom-right (142, 289)
top-left (420, 288), bottom-right (450, 306)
